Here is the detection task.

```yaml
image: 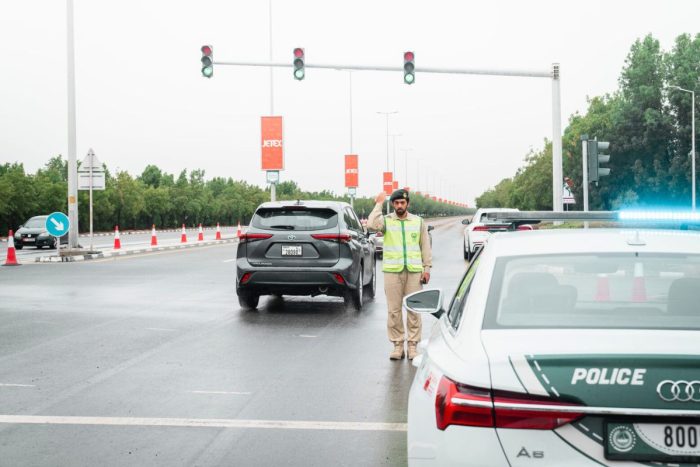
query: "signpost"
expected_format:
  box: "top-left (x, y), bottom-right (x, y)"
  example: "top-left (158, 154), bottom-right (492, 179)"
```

top-left (78, 148), bottom-right (104, 251)
top-left (345, 154), bottom-right (358, 207)
top-left (261, 116), bottom-right (284, 201)
top-left (45, 212), bottom-right (70, 256)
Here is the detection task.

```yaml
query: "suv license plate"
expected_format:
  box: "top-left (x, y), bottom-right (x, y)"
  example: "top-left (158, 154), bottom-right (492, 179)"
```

top-left (606, 421), bottom-right (700, 462)
top-left (281, 245), bottom-right (302, 256)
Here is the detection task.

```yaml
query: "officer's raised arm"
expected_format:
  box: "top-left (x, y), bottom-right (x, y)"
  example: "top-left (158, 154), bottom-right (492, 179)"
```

top-left (367, 192), bottom-right (387, 232)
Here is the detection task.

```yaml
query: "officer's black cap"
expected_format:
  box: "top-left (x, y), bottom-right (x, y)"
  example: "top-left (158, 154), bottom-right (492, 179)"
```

top-left (390, 189), bottom-right (409, 202)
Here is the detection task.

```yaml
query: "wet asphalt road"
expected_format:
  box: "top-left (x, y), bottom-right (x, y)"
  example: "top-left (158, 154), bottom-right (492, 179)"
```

top-left (0, 217), bottom-right (468, 466)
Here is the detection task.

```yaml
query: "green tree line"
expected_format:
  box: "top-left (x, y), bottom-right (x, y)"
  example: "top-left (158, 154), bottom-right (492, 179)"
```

top-left (477, 33), bottom-right (700, 210)
top-left (0, 158), bottom-right (472, 234)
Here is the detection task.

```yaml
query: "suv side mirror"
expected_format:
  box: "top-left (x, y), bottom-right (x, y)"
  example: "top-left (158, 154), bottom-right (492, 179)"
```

top-left (403, 288), bottom-right (445, 319)
top-left (427, 225), bottom-right (434, 232)
top-left (461, 218), bottom-right (470, 225)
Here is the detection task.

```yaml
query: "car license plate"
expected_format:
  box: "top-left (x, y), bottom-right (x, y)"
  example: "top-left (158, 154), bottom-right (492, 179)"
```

top-left (606, 421), bottom-right (700, 462)
top-left (23, 238), bottom-right (35, 243)
top-left (281, 245), bottom-right (302, 256)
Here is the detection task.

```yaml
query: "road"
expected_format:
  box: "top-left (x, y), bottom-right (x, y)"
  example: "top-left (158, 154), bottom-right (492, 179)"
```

top-left (0, 218), bottom-right (468, 466)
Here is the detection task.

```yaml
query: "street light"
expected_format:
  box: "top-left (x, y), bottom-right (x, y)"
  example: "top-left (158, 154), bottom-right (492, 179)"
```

top-left (376, 111), bottom-right (398, 172)
top-left (401, 148), bottom-right (413, 188)
top-left (670, 85), bottom-right (696, 210)
top-left (389, 133), bottom-right (402, 177)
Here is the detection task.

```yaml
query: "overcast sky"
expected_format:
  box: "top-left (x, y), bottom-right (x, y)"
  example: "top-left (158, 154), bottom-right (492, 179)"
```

top-left (1, 0), bottom-right (698, 204)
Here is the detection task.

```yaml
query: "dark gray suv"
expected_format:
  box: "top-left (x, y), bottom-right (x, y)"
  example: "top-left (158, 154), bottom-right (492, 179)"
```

top-left (236, 200), bottom-right (376, 310)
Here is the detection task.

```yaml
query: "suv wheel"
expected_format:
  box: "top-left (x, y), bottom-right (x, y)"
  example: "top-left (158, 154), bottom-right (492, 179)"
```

top-left (49, 237), bottom-right (58, 249)
top-left (364, 260), bottom-right (376, 299)
top-left (238, 291), bottom-right (260, 310)
top-left (15, 242), bottom-right (23, 250)
top-left (344, 268), bottom-right (363, 310)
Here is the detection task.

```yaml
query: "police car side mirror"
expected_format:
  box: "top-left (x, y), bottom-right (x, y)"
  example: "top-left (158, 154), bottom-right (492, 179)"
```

top-left (404, 289), bottom-right (445, 319)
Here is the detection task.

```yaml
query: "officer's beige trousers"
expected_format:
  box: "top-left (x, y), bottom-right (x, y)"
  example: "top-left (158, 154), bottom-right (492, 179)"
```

top-left (384, 270), bottom-right (423, 343)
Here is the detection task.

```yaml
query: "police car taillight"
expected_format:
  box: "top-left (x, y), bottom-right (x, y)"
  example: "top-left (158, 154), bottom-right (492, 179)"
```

top-left (435, 376), bottom-right (583, 431)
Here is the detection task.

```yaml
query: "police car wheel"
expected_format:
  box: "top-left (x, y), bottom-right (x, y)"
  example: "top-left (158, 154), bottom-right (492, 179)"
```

top-left (364, 260), bottom-right (376, 299)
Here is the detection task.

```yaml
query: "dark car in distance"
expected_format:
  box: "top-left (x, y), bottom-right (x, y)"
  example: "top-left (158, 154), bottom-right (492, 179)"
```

top-left (14, 215), bottom-right (68, 249)
top-left (236, 200), bottom-right (376, 310)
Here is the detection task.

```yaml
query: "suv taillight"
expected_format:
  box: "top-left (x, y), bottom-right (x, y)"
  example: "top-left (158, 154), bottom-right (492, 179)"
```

top-left (435, 376), bottom-right (583, 431)
top-left (239, 233), bottom-right (272, 244)
top-left (311, 232), bottom-right (352, 243)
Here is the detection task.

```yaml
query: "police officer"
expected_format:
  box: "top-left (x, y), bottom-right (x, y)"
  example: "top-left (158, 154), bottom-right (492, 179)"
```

top-left (368, 189), bottom-right (432, 360)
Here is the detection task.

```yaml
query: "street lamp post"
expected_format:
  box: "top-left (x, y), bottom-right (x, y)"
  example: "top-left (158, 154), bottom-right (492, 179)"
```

top-left (377, 111), bottom-right (398, 172)
top-left (670, 85), bottom-right (696, 210)
top-left (390, 134), bottom-right (402, 179)
top-left (402, 148), bottom-right (413, 188)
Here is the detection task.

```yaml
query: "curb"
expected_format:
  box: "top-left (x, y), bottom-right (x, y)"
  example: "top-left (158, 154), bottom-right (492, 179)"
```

top-left (35, 238), bottom-right (240, 263)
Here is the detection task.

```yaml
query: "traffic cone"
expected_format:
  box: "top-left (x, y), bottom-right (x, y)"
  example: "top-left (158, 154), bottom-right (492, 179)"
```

top-left (215, 223), bottom-right (222, 240)
top-left (3, 231), bottom-right (20, 266)
top-left (198, 223), bottom-right (204, 241)
top-left (180, 224), bottom-right (187, 243)
top-left (632, 262), bottom-right (647, 302)
top-left (595, 274), bottom-right (610, 302)
top-left (237, 221), bottom-right (242, 238)
top-left (150, 224), bottom-right (158, 246)
top-left (113, 226), bottom-right (121, 250)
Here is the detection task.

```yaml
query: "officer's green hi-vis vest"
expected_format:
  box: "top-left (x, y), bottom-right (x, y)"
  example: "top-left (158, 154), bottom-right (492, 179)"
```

top-left (382, 216), bottom-right (424, 273)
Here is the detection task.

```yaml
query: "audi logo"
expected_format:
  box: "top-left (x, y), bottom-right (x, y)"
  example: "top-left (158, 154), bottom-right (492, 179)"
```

top-left (656, 380), bottom-right (700, 402)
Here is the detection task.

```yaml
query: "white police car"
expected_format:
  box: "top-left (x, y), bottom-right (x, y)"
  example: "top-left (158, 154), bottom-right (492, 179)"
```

top-left (406, 211), bottom-right (700, 466)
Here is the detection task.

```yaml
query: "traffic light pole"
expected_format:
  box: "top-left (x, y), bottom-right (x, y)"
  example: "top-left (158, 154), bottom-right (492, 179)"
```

top-left (213, 58), bottom-right (562, 211)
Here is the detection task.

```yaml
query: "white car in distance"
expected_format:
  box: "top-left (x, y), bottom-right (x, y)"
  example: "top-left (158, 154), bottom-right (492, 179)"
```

top-left (462, 208), bottom-right (519, 261)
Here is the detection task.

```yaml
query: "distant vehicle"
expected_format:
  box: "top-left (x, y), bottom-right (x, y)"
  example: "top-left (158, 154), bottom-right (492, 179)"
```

top-left (14, 215), bottom-right (68, 249)
top-left (462, 208), bottom-right (519, 260)
top-left (405, 210), bottom-right (700, 466)
top-left (236, 200), bottom-right (376, 310)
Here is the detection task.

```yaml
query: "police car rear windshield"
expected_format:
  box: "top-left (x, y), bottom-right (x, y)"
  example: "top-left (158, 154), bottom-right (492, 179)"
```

top-left (483, 253), bottom-right (700, 330)
top-left (252, 208), bottom-right (338, 231)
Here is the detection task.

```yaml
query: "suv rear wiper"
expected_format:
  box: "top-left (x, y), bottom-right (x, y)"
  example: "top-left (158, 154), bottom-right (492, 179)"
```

top-left (269, 225), bottom-right (296, 230)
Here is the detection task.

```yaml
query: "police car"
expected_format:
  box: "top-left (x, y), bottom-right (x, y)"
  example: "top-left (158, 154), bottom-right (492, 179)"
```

top-left (405, 211), bottom-right (700, 466)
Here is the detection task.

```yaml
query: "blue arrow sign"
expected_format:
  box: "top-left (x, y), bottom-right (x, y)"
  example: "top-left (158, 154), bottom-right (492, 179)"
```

top-left (46, 212), bottom-right (70, 237)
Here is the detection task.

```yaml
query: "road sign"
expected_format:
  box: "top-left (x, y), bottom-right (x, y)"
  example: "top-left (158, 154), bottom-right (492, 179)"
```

top-left (563, 184), bottom-right (576, 205)
top-left (348, 187), bottom-right (357, 196)
top-left (80, 149), bottom-right (103, 171)
top-left (78, 172), bottom-right (106, 190)
top-left (266, 170), bottom-right (280, 184)
top-left (46, 212), bottom-right (70, 237)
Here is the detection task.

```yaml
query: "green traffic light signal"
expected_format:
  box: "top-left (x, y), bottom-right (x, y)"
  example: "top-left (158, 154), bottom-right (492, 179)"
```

top-left (201, 45), bottom-right (213, 78)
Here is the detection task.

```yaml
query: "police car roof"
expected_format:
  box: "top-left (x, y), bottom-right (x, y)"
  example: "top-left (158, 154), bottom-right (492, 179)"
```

top-left (487, 228), bottom-right (700, 257)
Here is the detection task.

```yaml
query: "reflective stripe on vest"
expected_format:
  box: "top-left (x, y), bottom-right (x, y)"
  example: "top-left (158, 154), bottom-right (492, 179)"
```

top-left (382, 216), bottom-right (424, 273)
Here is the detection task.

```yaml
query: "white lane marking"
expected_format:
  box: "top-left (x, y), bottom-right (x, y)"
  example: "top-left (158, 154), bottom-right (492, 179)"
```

top-left (145, 327), bottom-right (177, 332)
top-left (297, 334), bottom-right (317, 338)
top-left (190, 391), bottom-right (252, 395)
top-left (0, 383), bottom-right (35, 388)
top-left (222, 258), bottom-right (237, 263)
top-left (0, 415), bottom-right (407, 432)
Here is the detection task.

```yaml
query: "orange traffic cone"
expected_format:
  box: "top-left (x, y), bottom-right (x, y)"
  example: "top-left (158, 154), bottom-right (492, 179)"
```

top-left (632, 262), bottom-right (646, 302)
top-left (198, 223), bottom-right (204, 241)
top-left (3, 230), bottom-right (20, 266)
top-left (595, 274), bottom-right (610, 302)
top-left (215, 223), bottom-right (222, 240)
top-left (113, 226), bottom-right (121, 250)
top-left (237, 221), bottom-right (242, 238)
top-left (181, 224), bottom-right (187, 243)
top-left (150, 224), bottom-right (158, 246)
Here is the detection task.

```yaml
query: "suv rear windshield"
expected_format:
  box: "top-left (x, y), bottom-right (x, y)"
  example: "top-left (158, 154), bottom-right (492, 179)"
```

top-left (483, 253), bottom-right (700, 330)
top-left (252, 208), bottom-right (338, 231)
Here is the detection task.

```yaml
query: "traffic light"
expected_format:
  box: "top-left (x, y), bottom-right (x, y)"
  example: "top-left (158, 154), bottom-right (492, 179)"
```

top-left (588, 139), bottom-right (611, 183)
top-left (201, 45), bottom-right (213, 78)
top-left (403, 51), bottom-right (415, 84)
top-left (293, 48), bottom-right (305, 80)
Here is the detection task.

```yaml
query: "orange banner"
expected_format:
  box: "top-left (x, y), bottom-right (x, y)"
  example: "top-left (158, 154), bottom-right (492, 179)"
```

top-left (261, 116), bottom-right (284, 170)
top-left (383, 172), bottom-right (393, 195)
top-left (392, 181), bottom-right (398, 190)
top-left (344, 155), bottom-right (358, 188)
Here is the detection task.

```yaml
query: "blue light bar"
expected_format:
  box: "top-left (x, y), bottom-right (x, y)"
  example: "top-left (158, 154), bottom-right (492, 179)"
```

top-left (617, 210), bottom-right (700, 222)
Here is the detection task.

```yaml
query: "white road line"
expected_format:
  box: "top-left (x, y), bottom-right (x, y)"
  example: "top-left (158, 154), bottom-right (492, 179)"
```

top-left (222, 259), bottom-right (237, 263)
top-left (0, 415), bottom-right (407, 432)
top-left (145, 328), bottom-right (177, 332)
top-left (0, 383), bottom-right (35, 388)
top-left (297, 334), bottom-right (317, 338)
top-left (190, 391), bottom-right (252, 395)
